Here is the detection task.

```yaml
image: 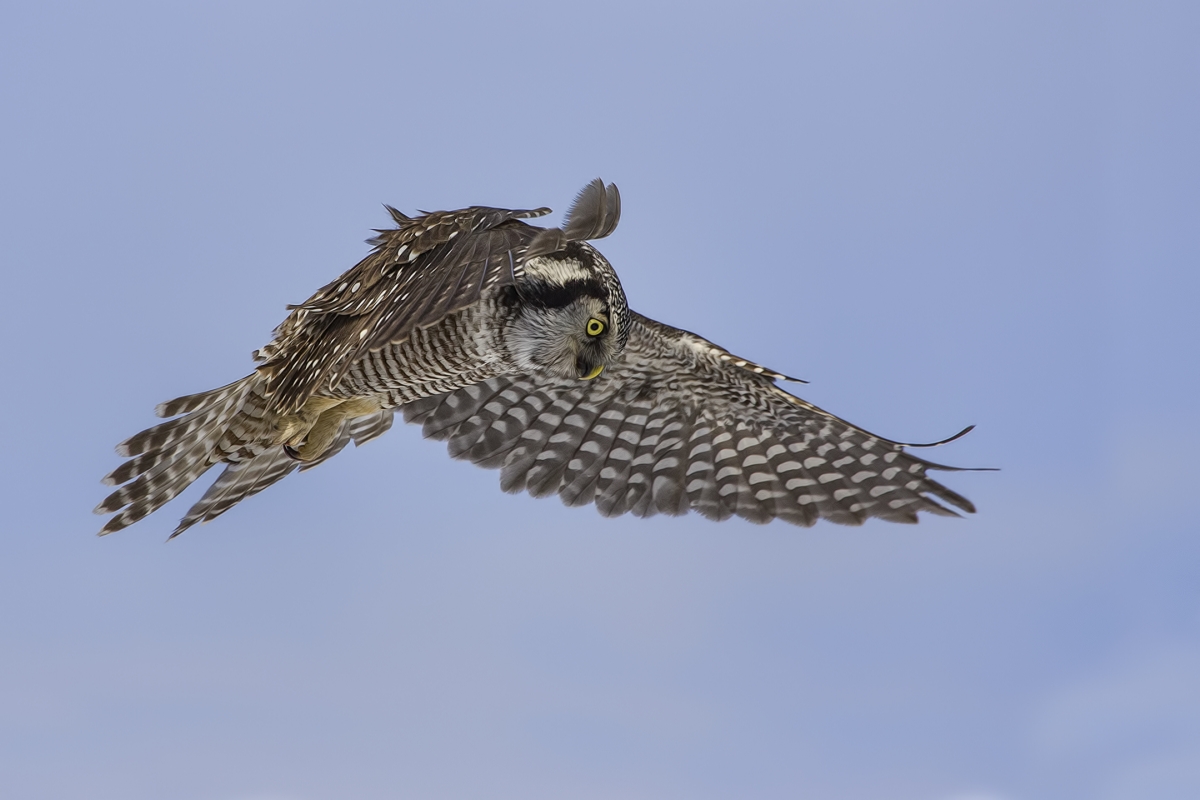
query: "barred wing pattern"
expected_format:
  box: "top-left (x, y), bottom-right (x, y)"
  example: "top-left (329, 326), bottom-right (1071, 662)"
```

top-left (96, 180), bottom-right (636, 536)
top-left (256, 204), bottom-right (551, 415)
top-left (403, 313), bottom-right (974, 526)
top-left (256, 178), bottom-right (626, 416)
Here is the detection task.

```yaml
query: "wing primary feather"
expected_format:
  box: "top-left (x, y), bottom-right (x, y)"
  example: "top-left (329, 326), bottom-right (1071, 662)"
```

top-left (559, 400), bottom-right (629, 508)
top-left (599, 182), bottom-right (621, 239)
top-left (591, 400), bottom-right (653, 518)
top-left (560, 178), bottom-right (607, 241)
top-left (498, 387), bottom-right (591, 497)
top-left (445, 386), bottom-right (524, 459)
top-left (523, 392), bottom-right (605, 499)
top-left (649, 410), bottom-right (693, 517)
top-left (550, 395), bottom-right (627, 507)
top-left (900, 424), bottom-right (977, 448)
top-left (681, 420), bottom-right (726, 522)
top-left (623, 409), bottom-right (677, 518)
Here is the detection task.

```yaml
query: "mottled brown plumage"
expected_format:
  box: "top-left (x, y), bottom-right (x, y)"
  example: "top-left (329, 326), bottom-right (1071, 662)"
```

top-left (97, 179), bottom-right (979, 537)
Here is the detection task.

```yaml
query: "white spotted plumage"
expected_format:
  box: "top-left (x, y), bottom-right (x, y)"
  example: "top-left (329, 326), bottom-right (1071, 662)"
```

top-left (400, 314), bottom-right (976, 526)
top-left (97, 179), bottom-right (979, 537)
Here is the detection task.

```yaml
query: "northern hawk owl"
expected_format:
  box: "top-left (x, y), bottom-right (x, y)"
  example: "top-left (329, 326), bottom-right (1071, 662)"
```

top-left (97, 179), bottom-right (978, 537)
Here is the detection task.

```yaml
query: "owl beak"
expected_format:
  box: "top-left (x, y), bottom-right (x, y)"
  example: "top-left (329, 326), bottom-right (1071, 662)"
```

top-left (578, 364), bottom-right (605, 380)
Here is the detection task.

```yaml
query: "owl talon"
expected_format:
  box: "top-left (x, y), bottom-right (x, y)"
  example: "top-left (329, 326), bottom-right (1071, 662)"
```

top-left (283, 443), bottom-right (306, 462)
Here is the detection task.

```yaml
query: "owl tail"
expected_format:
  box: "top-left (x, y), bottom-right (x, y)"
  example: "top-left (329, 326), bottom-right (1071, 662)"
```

top-left (95, 375), bottom-right (268, 536)
top-left (96, 376), bottom-right (394, 537)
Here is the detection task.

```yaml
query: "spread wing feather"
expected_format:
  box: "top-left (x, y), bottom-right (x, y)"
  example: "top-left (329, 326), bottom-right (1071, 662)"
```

top-left (403, 312), bottom-right (975, 527)
top-left (255, 206), bottom-right (549, 415)
top-left (255, 179), bottom-right (624, 416)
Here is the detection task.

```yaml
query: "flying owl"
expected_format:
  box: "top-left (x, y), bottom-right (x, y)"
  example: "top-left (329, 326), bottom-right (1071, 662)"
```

top-left (96, 179), bottom-right (978, 537)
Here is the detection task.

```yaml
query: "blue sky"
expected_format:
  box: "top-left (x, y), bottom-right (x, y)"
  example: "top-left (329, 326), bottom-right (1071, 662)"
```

top-left (1, 2), bottom-right (1197, 798)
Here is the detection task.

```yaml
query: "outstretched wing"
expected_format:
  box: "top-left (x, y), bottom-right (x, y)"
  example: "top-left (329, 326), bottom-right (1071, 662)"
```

top-left (402, 312), bottom-right (976, 526)
top-left (254, 204), bottom-right (546, 416)
top-left (257, 179), bottom-right (623, 415)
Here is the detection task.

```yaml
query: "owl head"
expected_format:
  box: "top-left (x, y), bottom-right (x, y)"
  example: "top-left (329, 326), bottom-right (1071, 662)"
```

top-left (508, 241), bottom-right (630, 381)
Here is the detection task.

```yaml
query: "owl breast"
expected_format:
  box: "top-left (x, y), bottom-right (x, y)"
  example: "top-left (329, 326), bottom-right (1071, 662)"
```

top-left (328, 290), bottom-right (518, 407)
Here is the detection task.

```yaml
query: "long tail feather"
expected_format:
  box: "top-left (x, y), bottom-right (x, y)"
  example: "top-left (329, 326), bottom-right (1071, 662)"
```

top-left (167, 408), bottom-right (396, 537)
top-left (170, 449), bottom-right (298, 538)
top-left (99, 375), bottom-right (396, 536)
top-left (97, 376), bottom-right (263, 535)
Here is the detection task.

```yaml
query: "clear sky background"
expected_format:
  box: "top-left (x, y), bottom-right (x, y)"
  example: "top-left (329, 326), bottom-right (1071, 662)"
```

top-left (1, 2), bottom-right (1197, 799)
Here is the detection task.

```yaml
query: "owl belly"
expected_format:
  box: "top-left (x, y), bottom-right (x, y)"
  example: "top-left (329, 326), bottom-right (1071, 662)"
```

top-left (327, 299), bottom-right (512, 408)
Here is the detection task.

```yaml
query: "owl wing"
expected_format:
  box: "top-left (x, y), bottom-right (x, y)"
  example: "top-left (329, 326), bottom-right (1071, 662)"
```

top-left (402, 312), bottom-right (976, 526)
top-left (256, 179), bottom-right (622, 415)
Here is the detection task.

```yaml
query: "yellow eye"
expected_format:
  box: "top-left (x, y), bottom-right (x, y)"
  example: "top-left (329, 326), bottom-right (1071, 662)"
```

top-left (586, 318), bottom-right (605, 337)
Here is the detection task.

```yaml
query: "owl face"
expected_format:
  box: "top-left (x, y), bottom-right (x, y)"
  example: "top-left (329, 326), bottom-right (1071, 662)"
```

top-left (507, 294), bottom-right (622, 380)
top-left (506, 242), bottom-right (629, 381)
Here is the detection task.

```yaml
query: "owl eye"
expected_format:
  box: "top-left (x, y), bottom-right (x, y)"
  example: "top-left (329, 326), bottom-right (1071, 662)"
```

top-left (586, 318), bottom-right (605, 337)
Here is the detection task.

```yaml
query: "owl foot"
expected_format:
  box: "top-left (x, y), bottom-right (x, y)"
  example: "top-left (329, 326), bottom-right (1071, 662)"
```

top-left (281, 396), bottom-right (383, 462)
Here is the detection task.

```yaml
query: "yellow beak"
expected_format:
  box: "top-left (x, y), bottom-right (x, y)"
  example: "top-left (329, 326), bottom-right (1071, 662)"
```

top-left (580, 364), bottom-right (605, 381)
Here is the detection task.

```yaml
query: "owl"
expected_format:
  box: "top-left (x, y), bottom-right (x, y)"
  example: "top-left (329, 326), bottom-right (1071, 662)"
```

top-left (96, 179), bottom-right (978, 537)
